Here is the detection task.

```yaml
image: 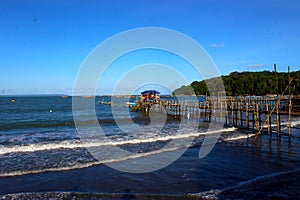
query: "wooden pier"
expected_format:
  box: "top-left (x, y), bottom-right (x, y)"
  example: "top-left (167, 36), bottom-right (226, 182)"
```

top-left (133, 68), bottom-right (299, 138)
top-left (132, 95), bottom-right (300, 138)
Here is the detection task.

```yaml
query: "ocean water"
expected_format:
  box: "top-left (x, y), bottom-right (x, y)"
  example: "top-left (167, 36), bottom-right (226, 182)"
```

top-left (0, 96), bottom-right (299, 199)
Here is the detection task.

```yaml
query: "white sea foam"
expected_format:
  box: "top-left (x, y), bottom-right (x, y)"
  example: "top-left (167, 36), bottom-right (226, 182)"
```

top-left (281, 119), bottom-right (300, 127)
top-left (189, 168), bottom-right (300, 199)
top-left (228, 168), bottom-right (300, 189)
top-left (188, 189), bottom-right (222, 199)
top-left (0, 127), bottom-right (237, 155)
top-left (262, 119), bottom-right (300, 128)
top-left (262, 123), bottom-right (277, 128)
top-left (0, 146), bottom-right (183, 177)
top-left (223, 133), bottom-right (255, 141)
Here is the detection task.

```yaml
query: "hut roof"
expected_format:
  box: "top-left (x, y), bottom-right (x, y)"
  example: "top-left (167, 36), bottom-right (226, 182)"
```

top-left (141, 90), bottom-right (160, 95)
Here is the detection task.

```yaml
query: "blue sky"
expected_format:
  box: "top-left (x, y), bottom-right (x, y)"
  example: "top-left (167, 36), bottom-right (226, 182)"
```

top-left (0, 0), bottom-right (299, 95)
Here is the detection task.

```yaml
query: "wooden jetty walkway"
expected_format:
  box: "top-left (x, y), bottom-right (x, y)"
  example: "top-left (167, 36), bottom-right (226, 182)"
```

top-left (132, 95), bottom-right (300, 138)
top-left (132, 65), bottom-right (299, 139)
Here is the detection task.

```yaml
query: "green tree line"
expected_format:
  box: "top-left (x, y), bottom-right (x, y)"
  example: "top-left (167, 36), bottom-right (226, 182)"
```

top-left (173, 70), bottom-right (300, 96)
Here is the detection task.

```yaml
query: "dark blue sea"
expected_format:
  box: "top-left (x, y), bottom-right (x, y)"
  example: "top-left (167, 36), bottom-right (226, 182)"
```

top-left (0, 96), bottom-right (299, 199)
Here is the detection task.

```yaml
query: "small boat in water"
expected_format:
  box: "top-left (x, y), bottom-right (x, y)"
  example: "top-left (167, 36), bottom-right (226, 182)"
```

top-left (82, 96), bottom-right (95, 99)
top-left (126, 102), bottom-right (136, 108)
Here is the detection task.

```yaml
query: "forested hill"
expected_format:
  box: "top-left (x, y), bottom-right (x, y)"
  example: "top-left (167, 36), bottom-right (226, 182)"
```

top-left (173, 70), bottom-right (300, 96)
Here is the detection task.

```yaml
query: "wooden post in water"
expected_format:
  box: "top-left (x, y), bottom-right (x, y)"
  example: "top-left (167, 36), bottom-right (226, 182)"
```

top-left (240, 101), bottom-right (243, 128)
top-left (274, 63), bottom-right (279, 97)
top-left (267, 113), bottom-right (272, 136)
top-left (252, 102), bottom-right (255, 133)
top-left (173, 103), bottom-right (175, 116)
top-left (213, 101), bottom-right (217, 123)
top-left (255, 103), bottom-right (260, 131)
top-left (235, 101), bottom-right (238, 127)
top-left (190, 103), bottom-right (193, 121)
top-left (183, 102), bottom-right (186, 118)
top-left (288, 66), bottom-right (292, 138)
top-left (197, 102), bottom-right (200, 118)
top-left (204, 101), bottom-right (207, 121)
top-left (220, 101), bottom-right (223, 126)
top-left (254, 81), bottom-right (293, 140)
top-left (258, 103), bottom-right (262, 130)
top-left (245, 102), bottom-right (249, 131)
top-left (288, 98), bottom-right (292, 137)
top-left (237, 101), bottom-right (241, 128)
top-left (209, 102), bottom-right (212, 122)
top-left (188, 103), bottom-right (191, 119)
top-left (194, 102), bottom-right (197, 120)
top-left (275, 63), bottom-right (281, 137)
top-left (231, 101), bottom-right (234, 126)
top-left (225, 101), bottom-right (228, 127)
top-left (276, 99), bottom-right (281, 136)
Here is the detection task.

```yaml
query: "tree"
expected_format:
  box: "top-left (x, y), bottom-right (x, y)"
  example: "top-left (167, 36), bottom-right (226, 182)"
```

top-left (173, 70), bottom-right (300, 96)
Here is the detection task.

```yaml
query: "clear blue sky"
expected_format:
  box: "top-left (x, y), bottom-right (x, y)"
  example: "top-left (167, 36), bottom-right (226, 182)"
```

top-left (1, 0), bottom-right (299, 95)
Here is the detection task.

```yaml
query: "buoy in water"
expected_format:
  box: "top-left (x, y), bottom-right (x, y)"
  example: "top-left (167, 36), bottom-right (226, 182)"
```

top-left (49, 109), bottom-right (53, 113)
top-left (11, 99), bottom-right (16, 103)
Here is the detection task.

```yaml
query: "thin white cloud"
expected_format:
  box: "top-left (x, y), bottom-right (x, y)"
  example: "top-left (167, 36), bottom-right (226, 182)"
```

top-left (211, 43), bottom-right (225, 48)
top-left (246, 64), bottom-right (265, 70)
